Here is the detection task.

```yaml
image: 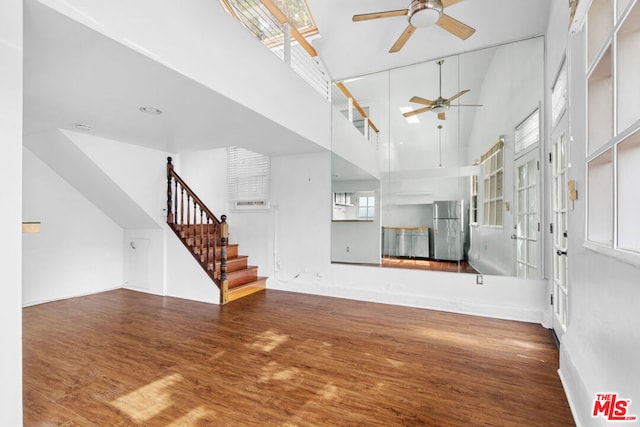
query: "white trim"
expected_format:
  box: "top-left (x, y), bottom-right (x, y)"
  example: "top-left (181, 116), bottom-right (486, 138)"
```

top-left (558, 368), bottom-right (583, 427)
top-left (583, 241), bottom-right (640, 269)
top-left (22, 285), bottom-right (122, 308)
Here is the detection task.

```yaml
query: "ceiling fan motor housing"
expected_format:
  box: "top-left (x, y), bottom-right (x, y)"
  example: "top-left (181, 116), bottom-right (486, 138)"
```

top-left (409, 0), bottom-right (443, 28)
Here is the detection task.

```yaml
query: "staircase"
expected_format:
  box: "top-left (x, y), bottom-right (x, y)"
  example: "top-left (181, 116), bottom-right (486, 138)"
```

top-left (166, 157), bottom-right (266, 304)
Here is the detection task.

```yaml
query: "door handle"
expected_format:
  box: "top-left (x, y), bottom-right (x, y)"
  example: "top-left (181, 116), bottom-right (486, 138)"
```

top-left (510, 234), bottom-right (517, 240)
top-left (556, 249), bottom-right (567, 256)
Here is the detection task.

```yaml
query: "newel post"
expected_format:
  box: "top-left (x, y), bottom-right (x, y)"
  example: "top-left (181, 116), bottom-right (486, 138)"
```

top-left (220, 214), bottom-right (229, 304)
top-left (166, 157), bottom-right (174, 224)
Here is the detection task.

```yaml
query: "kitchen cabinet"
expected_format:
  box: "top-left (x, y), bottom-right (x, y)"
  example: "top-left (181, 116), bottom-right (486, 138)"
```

top-left (382, 227), bottom-right (430, 259)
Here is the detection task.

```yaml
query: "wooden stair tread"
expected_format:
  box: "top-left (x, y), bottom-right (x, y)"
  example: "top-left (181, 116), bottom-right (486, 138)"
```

top-left (169, 218), bottom-right (265, 304)
top-left (208, 256), bottom-right (248, 273)
top-left (226, 266), bottom-right (259, 288)
top-left (226, 277), bottom-right (267, 303)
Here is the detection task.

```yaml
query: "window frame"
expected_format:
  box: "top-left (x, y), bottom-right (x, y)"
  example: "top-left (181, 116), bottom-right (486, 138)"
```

top-left (583, 0), bottom-right (640, 267)
top-left (219, 0), bottom-right (319, 46)
top-left (481, 137), bottom-right (505, 227)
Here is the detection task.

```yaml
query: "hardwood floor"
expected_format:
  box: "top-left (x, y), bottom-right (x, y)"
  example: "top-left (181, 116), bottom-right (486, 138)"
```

top-left (381, 257), bottom-right (479, 274)
top-left (23, 289), bottom-right (574, 426)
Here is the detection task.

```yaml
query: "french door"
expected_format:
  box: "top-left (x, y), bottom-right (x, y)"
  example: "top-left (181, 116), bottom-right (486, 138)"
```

top-left (514, 150), bottom-right (541, 279)
top-left (551, 115), bottom-right (569, 340)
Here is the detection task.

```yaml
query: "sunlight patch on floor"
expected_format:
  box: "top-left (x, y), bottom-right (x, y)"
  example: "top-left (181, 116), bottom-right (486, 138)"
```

top-left (166, 405), bottom-right (217, 426)
top-left (317, 383), bottom-right (338, 400)
top-left (386, 358), bottom-right (405, 368)
top-left (110, 373), bottom-right (182, 423)
top-left (259, 361), bottom-right (300, 382)
top-left (247, 329), bottom-right (289, 352)
top-left (409, 325), bottom-right (496, 350)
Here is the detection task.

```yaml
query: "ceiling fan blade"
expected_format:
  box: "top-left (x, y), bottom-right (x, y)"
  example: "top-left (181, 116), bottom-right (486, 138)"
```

top-left (437, 14), bottom-right (476, 40)
top-left (409, 96), bottom-right (435, 106)
top-left (438, 112), bottom-right (446, 120)
top-left (448, 104), bottom-right (484, 107)
top-left (403, 106), bottom-right (431, 117)
top-left (446, 89), bottom-right (470, 103)
top-left (389, 25), bottom-right (416, 53)
top-left (353, 9), bottom-right (408, 22)
top-left (442, 0), bottom-right (465, 7)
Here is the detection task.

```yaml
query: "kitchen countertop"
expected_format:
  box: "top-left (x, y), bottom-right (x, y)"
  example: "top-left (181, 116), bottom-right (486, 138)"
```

top-left (382, 226), bottom-right (430, 230)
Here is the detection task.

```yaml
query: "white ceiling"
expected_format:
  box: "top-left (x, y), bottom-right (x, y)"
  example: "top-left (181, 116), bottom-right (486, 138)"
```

top-left (307, 0), bottom-right (551, 81)
top-left (23, 0), bottom-right (552, 163)
top-left (23, 0), bottom-right (323, 156)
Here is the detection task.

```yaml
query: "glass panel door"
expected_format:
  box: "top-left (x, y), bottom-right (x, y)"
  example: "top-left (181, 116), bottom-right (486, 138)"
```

top-left (552, 117), bottom-right (569, 340)
top-left (514, 151), bottom-right (540, 278)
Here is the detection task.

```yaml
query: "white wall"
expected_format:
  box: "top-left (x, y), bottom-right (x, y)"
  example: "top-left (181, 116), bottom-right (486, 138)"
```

top-left (269, 152), bottom-right (333, 285)
top-left (266, 151), bottom-right (546, 324)
top-left (331, 179), bottom-right (381, 264)
top-left (178, 148), bottom-right (274, 297)
top-left (0, 0), bottom-right (23, 423)
top-left (38, 0), bottom-right (330, 153)
top-left (331, 107), bottom-right (380, 179)
top-left (552, 10), bottom-right (640, 426)
top-left (329, 265), bottom-right (546, 323)
top-left (24, 129), bottom-right (160, 229)
top-left (465, 38), bottom-right (544, 276)
top-left (65, 132), bottom-right (170, 296)
top-left (22, 148), bottom-right (124, 305)
top-left (164, 226), bottom-right (220, 304)
top-left (67, 131), bottom-right (169, 225)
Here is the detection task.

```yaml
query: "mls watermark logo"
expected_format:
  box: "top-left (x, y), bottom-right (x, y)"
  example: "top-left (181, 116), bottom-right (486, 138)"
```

top-left (593, 393), bottom-right (637, 422)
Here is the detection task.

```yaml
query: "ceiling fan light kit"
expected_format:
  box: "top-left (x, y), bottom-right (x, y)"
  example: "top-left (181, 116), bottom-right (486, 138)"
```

top-left (352, 0), bottom-right (475, 53)
top-left (402, 59), bottom-right (482, 120)
top-left (430, 104), bottom-right (448, 113)
top-left (408, 0), bottom-right (442, 28)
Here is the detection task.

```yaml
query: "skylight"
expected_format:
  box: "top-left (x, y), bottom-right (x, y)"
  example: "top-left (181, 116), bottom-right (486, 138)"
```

top-left (220, 0), bottom-right (319, 44)
top-left (400, 107), bottom-right (420, 124)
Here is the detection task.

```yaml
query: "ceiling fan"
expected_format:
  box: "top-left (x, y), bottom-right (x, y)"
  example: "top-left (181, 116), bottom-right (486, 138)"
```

top-left (402, 59), bottom-right (481, 120)
top-left (352, 0), bottom-right (475, 53)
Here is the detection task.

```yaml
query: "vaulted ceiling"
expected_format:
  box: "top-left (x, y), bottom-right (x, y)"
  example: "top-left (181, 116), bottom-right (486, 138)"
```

top-left (23, 0), bottom-right (553, 163)
top-left (306, 0), bottom-right (552, 80)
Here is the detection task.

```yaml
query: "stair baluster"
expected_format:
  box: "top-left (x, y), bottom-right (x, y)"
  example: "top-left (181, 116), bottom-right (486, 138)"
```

top-left (165, 157), bottom-right (264, 304)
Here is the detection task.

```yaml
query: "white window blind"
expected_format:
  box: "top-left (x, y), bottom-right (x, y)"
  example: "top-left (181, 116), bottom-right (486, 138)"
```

top-left (227, 146), bottom-right (270, 209)
top-left (515, 108), bottom-right (540, 154)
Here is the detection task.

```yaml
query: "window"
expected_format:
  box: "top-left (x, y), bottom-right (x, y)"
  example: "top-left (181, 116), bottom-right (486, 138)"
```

top-left (227, 146), bottom-right (270, 209)
top-left (470, 175), bottom-right (478, 225)
top-left (551, 59), bottom-right (567, 127)
top-left (220, 0), bottom-right (318, 45)
top-left (358, 195), bottom-right (375, 220)
top-left (515, 108), bottom-right (540, 154)
top-left (481, 136), bottom-right (504, 226)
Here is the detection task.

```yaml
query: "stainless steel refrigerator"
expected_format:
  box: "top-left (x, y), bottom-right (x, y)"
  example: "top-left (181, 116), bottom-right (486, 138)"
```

top-left (432, 200), bottom-right (465, 261)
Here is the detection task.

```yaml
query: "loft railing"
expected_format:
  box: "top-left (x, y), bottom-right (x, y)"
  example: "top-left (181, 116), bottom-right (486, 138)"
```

top-left (333, 82), bottom-right (380, 147)
top-left (222, 0), bottom-right (330, 99)
top-left (166, 157), bottom-right (228, 286)
top-left (222, 1), bottom-right (380, 146)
